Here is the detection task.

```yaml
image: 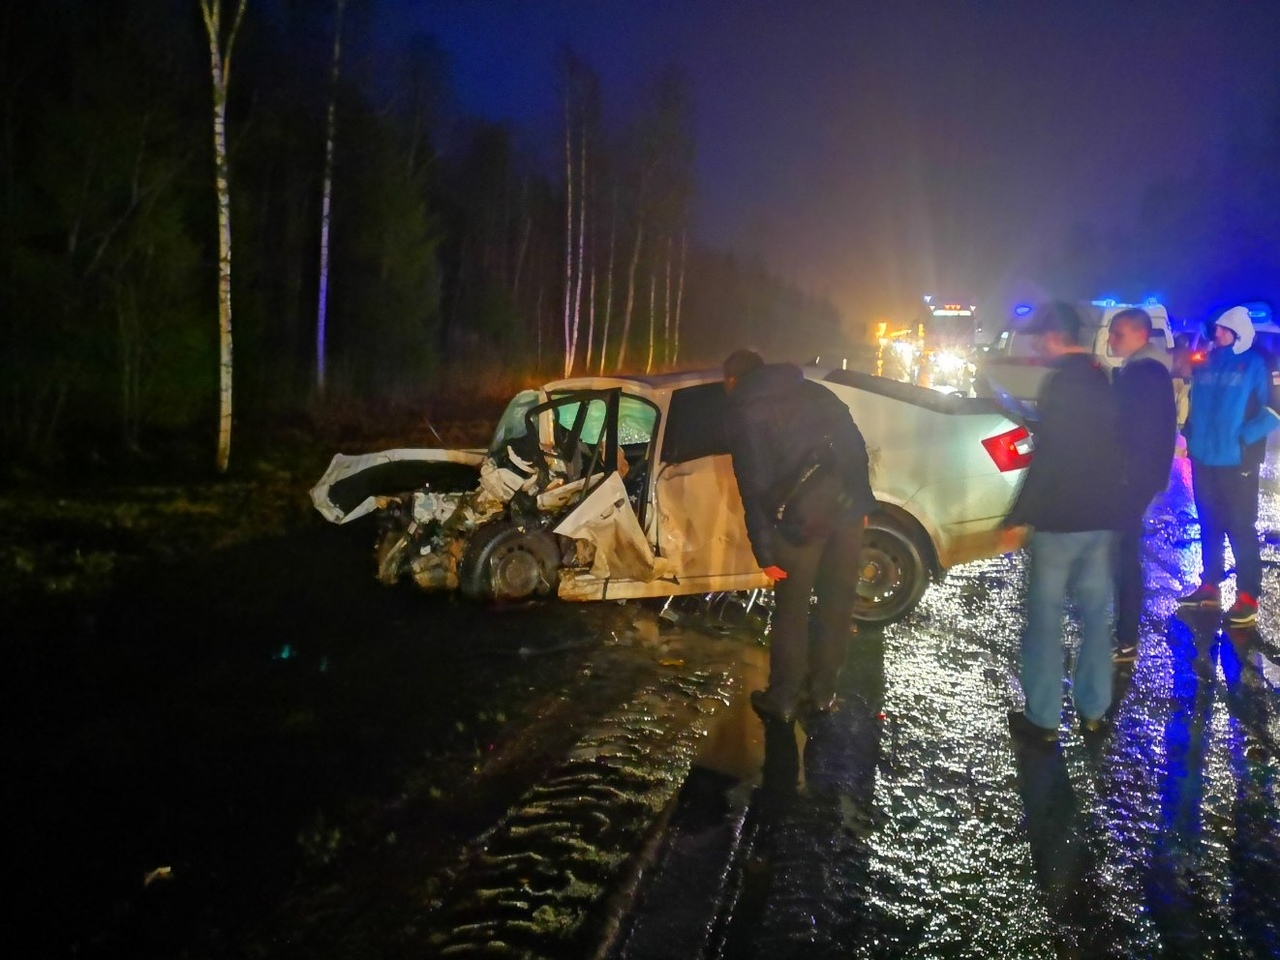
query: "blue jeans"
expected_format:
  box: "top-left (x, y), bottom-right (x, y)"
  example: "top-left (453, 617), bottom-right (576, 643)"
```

top-left (1022, 530), bottom-right (1116, 730)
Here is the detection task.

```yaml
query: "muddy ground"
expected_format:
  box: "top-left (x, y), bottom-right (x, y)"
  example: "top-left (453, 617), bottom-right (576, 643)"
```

top-left (5, 421), bottom-right (766, 959)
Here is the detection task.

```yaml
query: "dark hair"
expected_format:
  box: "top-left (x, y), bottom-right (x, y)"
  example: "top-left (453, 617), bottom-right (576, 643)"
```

top-left (1112, 307), bottom-right (1152, 335)
top-left (1027, 300), bottom-right (1083, 345)
top-left (723, 349), bottom-right (764, 380)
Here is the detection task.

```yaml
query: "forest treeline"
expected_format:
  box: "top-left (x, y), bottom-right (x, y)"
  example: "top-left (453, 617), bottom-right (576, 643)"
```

top-left (0, 0), bottom-right (845, 473)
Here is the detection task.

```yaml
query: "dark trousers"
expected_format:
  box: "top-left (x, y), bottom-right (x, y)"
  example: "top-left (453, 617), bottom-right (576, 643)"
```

top-left (1115, 508), bottom-right (1148, 646)
top-left (1191, 460), bottom-right (1262, 596)
top-left (767, 519), bottom-right (864, 707)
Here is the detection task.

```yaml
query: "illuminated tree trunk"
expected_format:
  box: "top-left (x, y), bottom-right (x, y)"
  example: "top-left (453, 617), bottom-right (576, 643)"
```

top-left (561, 85), bottom-right (575, 378)
top-left (672, 228), bottom-right (687, 364)
top-left (598, 186), bottom-right (617, 374)
top-left (617, 221), bottom-right (642, 371)
top-left (199, 0), bottom-right (247, 473)
top-left (662, 234), bottom-right (672, 366)
top-left (645, 269), bottom-right (657, 374)
top-left (567, 125), bottom-right (587, 376)
top-left (315, 0), bottom-right (344, 395)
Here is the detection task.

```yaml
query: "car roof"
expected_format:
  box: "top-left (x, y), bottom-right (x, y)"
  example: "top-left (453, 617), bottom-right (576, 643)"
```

top-left (544, 369), bottom-right (726, 393)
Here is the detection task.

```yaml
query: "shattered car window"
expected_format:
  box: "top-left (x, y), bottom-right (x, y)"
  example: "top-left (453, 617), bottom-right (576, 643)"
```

top-left (549, 392), bottom-right (657, 447)
top-left (489, 389), bottom-right (543, 454)
top-left (617, 397), bottom-right (658, 445)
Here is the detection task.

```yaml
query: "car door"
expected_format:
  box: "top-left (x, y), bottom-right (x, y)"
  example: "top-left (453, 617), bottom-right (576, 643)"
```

top-left (651, 382), bottom-right (759, 580)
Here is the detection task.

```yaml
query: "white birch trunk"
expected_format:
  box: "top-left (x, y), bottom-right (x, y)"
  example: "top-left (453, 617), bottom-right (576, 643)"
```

top-left (315, 0), bottom-right (344, 395)
top-left (598, 186), bottom-right (617, 374)
top-left (645, 270), bottom-right (657, 374)
top-left (662, 235), bottom-right (672, 367)
top-left (200, 0), bottom-right (247, 474)
top-left (562, 88), bottom-right (575, 378)
top-left (567, 124), bottom-right (587, 377)
top-left (617, 222), bottom-right (643, 371)
top-left (673, 228), bottom-right (687, 365)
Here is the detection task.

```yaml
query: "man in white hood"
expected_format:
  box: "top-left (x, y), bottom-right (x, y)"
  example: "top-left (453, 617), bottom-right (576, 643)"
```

top-left (1178, 305), bottom-right (1280, 626)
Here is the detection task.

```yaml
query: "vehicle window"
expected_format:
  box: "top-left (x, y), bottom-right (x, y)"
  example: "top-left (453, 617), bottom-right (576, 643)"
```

top-left (1006, 332), bottom-right (1039, 359)
top-left (618, 395), bottom-right (658, 445)
top-left (489, 389), bottom-right (542, 453)
top-left (662, 382), bottom-right (730, 463)
top-left (551, 396), bottom-right (610, 444)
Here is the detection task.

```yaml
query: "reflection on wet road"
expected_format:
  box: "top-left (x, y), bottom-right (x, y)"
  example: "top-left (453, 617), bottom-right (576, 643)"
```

top-left (614, 449), bottom-right (1280, 959)
top-left (14, 449), bottom-right (1280, 958)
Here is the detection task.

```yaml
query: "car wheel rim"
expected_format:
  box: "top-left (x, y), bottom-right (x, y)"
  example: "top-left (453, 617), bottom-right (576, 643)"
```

top-left (856, 534), bottom-right (912, 617)
top-left (490, 542), bottom-right (547, 599)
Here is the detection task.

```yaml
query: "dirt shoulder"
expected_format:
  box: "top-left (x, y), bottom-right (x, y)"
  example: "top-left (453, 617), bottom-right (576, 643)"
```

top-left (0, 416), bottom-right (499, 617)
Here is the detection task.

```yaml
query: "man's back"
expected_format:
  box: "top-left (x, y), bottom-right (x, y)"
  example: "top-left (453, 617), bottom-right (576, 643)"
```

top-left (1007, 354), bottom-right (1123, 532)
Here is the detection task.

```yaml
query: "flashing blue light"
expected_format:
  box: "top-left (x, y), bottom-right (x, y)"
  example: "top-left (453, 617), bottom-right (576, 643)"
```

top-left (1091, 298), bottom-right (1118, 307)
top-left (1249, 308), bottom-right (1268, 318)
top-left (1144, 296), bottom-right (1159, 306)
top-left (1013, 304), bottom-right (1033, 316)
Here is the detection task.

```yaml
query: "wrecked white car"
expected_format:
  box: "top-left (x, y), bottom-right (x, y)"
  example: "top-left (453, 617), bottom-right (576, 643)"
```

top-left (311, 369), bottom-right (1032, 626)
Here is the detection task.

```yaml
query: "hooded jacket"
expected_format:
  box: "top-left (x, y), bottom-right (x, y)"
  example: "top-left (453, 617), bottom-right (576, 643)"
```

top-left (724, 363), bottom-right (876, 567)
top-left (1113, 340), bottom-right (1176, 510)
top-left (1185, 307), bottom-right (1280, 467)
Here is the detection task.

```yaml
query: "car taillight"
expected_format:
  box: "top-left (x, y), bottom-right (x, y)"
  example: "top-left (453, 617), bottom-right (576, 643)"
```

top-left (982, 426), bottom-right (1034, 472)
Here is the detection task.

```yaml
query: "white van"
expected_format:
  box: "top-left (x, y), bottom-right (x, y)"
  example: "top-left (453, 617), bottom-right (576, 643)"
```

top-left (976, 300), bottom-right (1174, 408)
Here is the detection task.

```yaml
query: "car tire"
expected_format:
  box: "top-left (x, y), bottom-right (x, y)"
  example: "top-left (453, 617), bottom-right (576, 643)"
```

top-left (853, 516), bottom-right (928, 626)
top-left (459, 522), bottom-right (560, 601)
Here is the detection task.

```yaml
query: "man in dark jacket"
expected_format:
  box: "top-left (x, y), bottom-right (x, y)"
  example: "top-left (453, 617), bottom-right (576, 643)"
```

top-left (723, 349), bottom-right (877, 724)
top-left (1004, 302), bottom-right (1124, 743)
top-left (1107, 308), bottom-right (1177, 662)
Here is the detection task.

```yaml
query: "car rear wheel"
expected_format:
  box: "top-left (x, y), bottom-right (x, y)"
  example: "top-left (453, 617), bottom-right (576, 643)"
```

top-left (853, 517), bottom-right (928, 626)
top-left (460, 522), bottom-right (561, 601)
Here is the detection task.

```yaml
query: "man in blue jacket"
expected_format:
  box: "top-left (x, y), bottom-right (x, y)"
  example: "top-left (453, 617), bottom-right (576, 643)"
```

top-left (1178, 305), bottom-right (1280, 626)
top-left (723, 350), bottom-right (877, 724)
top-left (1003, 302), bottom-right (1124, 743)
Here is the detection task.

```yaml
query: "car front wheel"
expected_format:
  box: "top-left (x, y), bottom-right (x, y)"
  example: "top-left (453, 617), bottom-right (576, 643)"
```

top-left (853, 516), bottom-right (928, 626)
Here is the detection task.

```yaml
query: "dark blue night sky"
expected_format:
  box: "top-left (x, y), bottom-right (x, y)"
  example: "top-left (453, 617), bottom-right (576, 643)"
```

top-left (378, 1), bottom-right (1280, 326)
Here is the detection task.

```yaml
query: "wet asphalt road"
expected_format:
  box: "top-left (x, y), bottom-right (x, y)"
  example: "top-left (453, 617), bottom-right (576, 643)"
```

top-left (9, 449), bottom-right (1280, 959)
top-left (613, 451), bottom-right (1280, 960)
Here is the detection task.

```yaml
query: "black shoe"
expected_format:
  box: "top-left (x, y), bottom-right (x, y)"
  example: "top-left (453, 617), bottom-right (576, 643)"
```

top-left (1079, 714), bottom-right (1111, 741)
top-left (1009, 711), bottom-right (1059, 745)
top-left (750, 689), bottom-right (797, 724)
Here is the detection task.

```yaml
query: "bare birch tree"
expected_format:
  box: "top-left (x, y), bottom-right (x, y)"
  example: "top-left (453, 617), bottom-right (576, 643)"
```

top-left (568, 118), bottom-right (587, 376)
top-left (597, 184), bottom-right (617, 374)
top-left (645, 269), bottom-right (657, 373)
top-left (314, 0), bottom-right (344, 395)
top-left (616, 220), bottom-right (643, 371)
top-left (673, 228), bottom-right (687, 364)
top-left (662, 234), bottom-right (673, 366)
top-left (561, 74), bottom-right (575, 378)
top-left (199, 0), bottom-right (247, 473)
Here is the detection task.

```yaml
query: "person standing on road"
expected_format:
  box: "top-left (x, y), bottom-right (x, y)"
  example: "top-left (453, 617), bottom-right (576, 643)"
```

top-left (1107, 308), bottom-right (1177, 662)
top-left (1178, 305), bottom-right (1280, 626)
top-left (1002, 302), bottom-right (1124, 743)
top-left (723, 349), bottom-right (877, 725)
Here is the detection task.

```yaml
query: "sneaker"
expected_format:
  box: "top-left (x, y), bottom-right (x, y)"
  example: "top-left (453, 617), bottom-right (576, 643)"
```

top-left (1008, 711), bottom-right (1059, 745)
top-left (1226, 592), bottom-right (1259, 627)
top-left (1178, 583), bottom-right (1221, 609)
top-left (1079, 715), bottom-right (1110, 735)
top-left (750, 689), bottom-right (797, 724)
top-left (1113, 642), bottom-right (1138, 664)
